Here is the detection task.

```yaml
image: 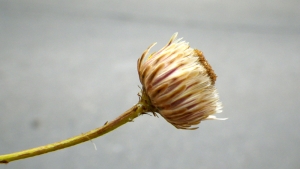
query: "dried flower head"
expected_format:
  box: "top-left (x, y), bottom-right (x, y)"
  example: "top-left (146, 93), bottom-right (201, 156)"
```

top-left (0, 33), bottom-right (227, 164)
top-left (137, 33), bottom-right (226, 130)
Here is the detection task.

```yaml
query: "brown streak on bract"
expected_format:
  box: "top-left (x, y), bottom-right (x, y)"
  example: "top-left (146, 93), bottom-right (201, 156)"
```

top-left (150, 83), bottom-right (169, 98)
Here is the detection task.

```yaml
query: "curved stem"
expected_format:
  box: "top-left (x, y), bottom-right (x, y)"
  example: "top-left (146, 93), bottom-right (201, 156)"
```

top-left (0, 104), bottom-right (144, 164)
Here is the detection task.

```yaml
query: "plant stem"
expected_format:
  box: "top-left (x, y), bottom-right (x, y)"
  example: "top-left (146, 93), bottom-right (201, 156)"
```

top-left (0, 104), bottom-right (144, 164)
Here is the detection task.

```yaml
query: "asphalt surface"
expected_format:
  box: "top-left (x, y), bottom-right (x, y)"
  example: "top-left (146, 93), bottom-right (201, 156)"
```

top-left (1, 1), bottom-right (300, 169)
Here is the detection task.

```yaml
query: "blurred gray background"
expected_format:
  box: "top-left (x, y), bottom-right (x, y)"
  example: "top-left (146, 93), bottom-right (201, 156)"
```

top-left (0, 0), bottom-right (299, 169)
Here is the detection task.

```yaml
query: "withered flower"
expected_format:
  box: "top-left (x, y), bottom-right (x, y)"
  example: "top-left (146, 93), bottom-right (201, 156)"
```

top-left (138, 33), bottom-right (225, 130)
top-left (0, 33), bottom-right (226, 164)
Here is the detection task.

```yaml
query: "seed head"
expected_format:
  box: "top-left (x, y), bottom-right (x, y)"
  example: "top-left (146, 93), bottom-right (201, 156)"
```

top-left (137, 33), bottom-right (225, 130)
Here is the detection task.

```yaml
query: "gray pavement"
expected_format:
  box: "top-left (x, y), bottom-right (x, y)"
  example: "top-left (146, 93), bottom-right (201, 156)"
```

top-left (0, 1), bottom-right (300, 169)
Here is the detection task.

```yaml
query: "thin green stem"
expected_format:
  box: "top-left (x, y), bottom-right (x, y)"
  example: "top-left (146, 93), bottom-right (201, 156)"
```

top-left (0, 104), bottom-right (144, 164)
